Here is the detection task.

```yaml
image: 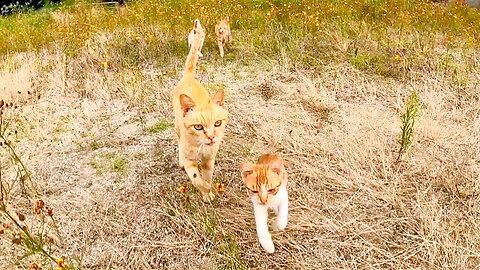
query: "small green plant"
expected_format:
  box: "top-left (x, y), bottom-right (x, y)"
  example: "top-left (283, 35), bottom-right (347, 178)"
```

top-left (149, 119), bottom-right (172, 133)
top-left (350, 51), bottom-right (377, 71)
top-left (217, 235), bottom-right (246, 270)
top-left (113, 157), bottom-right (127, 172)
top-left (89, 141), bottom-right (100, 150)
top-left (89, 153), bottom-right (128, 174)
top-left (397, 91), bottom-right (419, 161)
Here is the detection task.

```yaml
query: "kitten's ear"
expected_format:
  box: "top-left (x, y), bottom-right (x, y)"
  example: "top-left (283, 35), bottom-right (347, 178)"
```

top-left (225, 16), bottom-right (230, 23)
top-left (180, 94), bottom-right (195, 115)
top-left (269, 156), bottom-right (284, 175)
top-left (211, 90), bottom-right (224, 107)
top-left (240, 162), bottom-right (254, 180)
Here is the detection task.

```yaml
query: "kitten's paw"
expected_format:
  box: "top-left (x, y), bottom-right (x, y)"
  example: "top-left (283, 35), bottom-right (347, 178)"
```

top-left (198, 52), bottom-right (203, 57)
top-left (274, 218), bottom-right (287, 231)
top-left (202, 191), bottom-right (215, 202)
top-left (260, 239), bottom-right (275, 253)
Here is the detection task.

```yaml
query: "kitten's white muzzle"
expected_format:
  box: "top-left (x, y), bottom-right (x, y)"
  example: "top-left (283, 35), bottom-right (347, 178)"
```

top-left (205, 138), bottom-right (217, 146)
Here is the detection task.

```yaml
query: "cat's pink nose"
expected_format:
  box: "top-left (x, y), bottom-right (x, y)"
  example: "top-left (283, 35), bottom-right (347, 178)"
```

top-left (207, 135), bottom-right (215, 141)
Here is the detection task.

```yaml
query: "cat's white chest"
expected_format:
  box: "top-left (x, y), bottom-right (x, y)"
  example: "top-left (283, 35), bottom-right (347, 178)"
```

top-left (251, 187), bottom-right (288, 212)
top-left (250, 186), bottom-right (289, 253)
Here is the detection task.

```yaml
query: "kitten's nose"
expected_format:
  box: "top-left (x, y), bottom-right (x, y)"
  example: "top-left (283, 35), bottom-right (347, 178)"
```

top-left (258, 193), bottom-right (268, 204)
top-left (207, 135), bottom-right (215, 142)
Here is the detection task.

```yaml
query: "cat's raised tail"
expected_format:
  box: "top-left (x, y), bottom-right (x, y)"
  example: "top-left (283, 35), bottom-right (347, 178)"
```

top-left (185, 19), bottom-right (205, 75)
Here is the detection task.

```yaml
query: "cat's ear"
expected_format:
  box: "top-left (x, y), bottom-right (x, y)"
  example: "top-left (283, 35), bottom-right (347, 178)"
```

top-left (269, 156), bottom-right (284, 176)
top-left (225, 16), bottom-right (230, 23)
top-left (240, 162), bottom-right (254, 180)
top-left (180, 94), bottom-right (195, 115)
top-left (211, 90), bottom-right (224, 107)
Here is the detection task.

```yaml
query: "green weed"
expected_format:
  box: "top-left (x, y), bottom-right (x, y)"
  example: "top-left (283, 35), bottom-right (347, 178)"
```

top-left (397, 91), bottom-right (419, 161)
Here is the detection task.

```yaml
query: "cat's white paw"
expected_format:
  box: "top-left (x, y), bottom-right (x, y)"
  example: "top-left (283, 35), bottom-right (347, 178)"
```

top-left (275, 217), bottom-right (287, 231)
top-left (202, 191), bottom-right (215, 202)
top-left (258, 233), bottom-right (275, 253)
top-left (260, 238), bottom-right (275, 253)
top-left (198, 51), bottom-right (203, 57)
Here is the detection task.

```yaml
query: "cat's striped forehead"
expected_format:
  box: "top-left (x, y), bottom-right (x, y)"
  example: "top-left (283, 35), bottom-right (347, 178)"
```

top-left (187, 106), bottom-right (228, 125)
top-left (245, 165), bottom-right (282, 191)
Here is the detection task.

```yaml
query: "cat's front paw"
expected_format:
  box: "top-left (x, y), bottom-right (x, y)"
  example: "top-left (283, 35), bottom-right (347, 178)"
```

top-left (274, 217), bottom-right (287, 231)
top-left (201, 191), bottom-right (215, 202)
top-left (258, 233), bottom-right (275, 253)
top-left (260, 238), bottom-right (275, 253)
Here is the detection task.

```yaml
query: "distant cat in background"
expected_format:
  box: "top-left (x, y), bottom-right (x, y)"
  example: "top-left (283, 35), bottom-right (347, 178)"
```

top-left (188, 19), bottom-right (205, 57)
top-left (215, 16), bottom-right (231, 57)
top-left (240, 154), bottom-right (288, 253)
top-left (172, 19), bottom-right (228, 202)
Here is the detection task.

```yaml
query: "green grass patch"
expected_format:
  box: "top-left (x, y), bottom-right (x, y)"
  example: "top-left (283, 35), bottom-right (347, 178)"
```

top-left (0, 0), bottom-right (478, 80)
top-left (112, 157), bottom-right (127, 172)
top-left (149, 120), bottom-right (173, 133)
top-left (89, 152), bottom-right (128, 174)
top-left (90, 141), bottom-right (101, 150)
top-left (217, 235), bottom-right (246, 270)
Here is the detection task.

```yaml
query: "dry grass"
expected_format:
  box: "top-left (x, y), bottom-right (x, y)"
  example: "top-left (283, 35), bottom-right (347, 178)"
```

top-left (0, 0), bottom-right (480, 269)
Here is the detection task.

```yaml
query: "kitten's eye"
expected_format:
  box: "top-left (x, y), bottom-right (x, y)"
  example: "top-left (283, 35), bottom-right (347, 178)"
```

top-left (193, 124), bottom-right (203, 131)
top-left (214, 120), bottom-right (222, 127)
top-left (248, 189), bottom-right (258, 194)
top-left (268, 186), bottom-right (280, 194)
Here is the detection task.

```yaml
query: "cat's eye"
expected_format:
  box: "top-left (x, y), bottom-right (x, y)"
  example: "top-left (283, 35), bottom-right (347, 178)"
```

top-left (268, 185), bottom-right (280, 194)
top-left (248, 188), bottom-right (258, 194)
top-left (193, 124), bottom-right (203, 131)
top-left (214, 120), bottom-right (222, 127)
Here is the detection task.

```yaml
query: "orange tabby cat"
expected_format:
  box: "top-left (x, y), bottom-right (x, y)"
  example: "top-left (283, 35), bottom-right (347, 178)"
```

top-left (171, 19), bottom-right (228, 202)
top-left (240, 154), bottom-right (289, 253)
top-left (215, 16), bottom-right (231, 57)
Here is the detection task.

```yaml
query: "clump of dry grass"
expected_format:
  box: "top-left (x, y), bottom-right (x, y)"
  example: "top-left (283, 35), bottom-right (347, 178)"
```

top-left (0, 0), bottom-right (479, 269)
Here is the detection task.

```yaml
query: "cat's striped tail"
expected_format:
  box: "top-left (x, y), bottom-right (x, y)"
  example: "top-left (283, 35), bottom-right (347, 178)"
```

top-left (185, 19), bottom-right (204, 75)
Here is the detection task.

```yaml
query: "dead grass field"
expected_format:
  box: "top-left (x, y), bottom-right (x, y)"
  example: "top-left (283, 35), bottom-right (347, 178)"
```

top-left (0, 0), bottom-right (479, 269)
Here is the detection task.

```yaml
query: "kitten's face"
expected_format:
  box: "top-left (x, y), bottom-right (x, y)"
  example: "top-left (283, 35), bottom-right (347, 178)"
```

top-left (180, 91), bottom-right (228, 146)
top-left (216, 17), bottom-right (230, 35)
top-left (241, 155), bottom-right (285, 204)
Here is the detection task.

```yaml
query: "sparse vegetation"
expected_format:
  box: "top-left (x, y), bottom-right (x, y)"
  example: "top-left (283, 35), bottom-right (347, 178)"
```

top-left (0, 0), bottom-right (479, 269)
top-left (149, 119), bottom-right (172, 133)
top-left (0, 113), bottom-right (77, 270)
top-left (398, 91), bottom-right (419, 161)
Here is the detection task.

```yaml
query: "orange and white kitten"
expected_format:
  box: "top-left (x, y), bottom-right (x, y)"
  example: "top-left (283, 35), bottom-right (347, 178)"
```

top-left (172, 19), bottom-right (228, 202)
top-left (240, 154), bottom-right (288, 253)
top-left (188, 19), bottom-right (205, 57)
top-left (215, 16), bottom-right (231, 57)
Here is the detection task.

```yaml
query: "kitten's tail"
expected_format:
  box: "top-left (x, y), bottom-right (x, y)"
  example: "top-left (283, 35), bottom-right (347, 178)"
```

top-left (185, 19), bottom-right (203, 75)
